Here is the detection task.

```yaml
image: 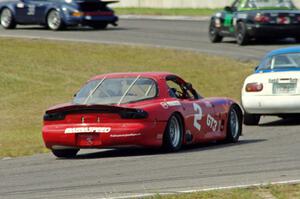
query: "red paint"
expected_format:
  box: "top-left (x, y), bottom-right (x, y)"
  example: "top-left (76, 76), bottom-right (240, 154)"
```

top-left (42, 72), bottom-right (241, 150)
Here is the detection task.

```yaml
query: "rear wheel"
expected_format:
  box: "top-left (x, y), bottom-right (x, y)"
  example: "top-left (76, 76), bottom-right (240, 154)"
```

top-left (0, 8), bottom-right (16, 29)
top-left (163, 114), bottom-right (183, 152)
top-left (90, 23), bottom-right (108, 30)
top-left (51, 149), bottom-right (79, 158)
top-left (236, 22), bottom-right (249, 46)
top-left (226, 105), bottom-right (242, 143)
top-left (209, 20), bottom-right (223, 43)
top-left (47, 10), bottom-right (64, 30)
top-left (244, 113), bottom-right (260, 125)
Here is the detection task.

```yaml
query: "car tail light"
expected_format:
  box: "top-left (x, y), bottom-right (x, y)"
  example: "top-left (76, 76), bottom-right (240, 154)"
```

top-left (44, 113), bottom-right (65, 121)
top-left (245, 83), bottom-right (263, 92)
top-left (255, 14), bottom-right (270, 23)
top-left (120, 109), bottom-right (148, 119)
top-left (72, 11), bottom-right (83, 17)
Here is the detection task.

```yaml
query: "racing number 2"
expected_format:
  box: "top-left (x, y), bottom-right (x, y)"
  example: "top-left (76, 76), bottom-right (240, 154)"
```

top-left (193, 103), bottom-right (203, 131)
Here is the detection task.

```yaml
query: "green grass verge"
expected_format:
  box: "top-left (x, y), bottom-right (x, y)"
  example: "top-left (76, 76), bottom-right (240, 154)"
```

top-left (114, 7), bottom-right (221, 16)
top-left (150, 183), bottom-right (300, 199)
top-left (0, 38), bottom-right (255, 157)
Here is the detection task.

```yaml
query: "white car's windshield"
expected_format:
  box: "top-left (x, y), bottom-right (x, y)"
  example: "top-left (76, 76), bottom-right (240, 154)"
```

top-left (245, 0), bottom-right (295, 9)
top-left (74, 77), bottom-right (157, 105)
top-left (259, 53), bottom-right (300, 70)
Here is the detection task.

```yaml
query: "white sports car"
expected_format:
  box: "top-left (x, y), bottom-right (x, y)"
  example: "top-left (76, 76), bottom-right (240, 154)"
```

top-left (242, 47), bottom-right (300, 125)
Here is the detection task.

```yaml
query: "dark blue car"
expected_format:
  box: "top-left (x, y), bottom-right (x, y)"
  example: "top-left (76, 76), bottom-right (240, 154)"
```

top-left (0, 0), bottom-right (119, 30)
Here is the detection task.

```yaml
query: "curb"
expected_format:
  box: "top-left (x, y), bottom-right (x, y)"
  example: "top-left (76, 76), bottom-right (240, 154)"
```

top-left (119, 15), bottom-right (210, 21)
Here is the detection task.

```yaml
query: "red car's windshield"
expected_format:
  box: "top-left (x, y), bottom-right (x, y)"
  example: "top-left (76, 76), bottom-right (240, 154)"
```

top-left (73, 77), bottom-right (157, 105)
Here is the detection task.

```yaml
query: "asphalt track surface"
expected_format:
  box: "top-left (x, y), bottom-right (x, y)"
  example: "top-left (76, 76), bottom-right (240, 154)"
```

top-left (0, 19), bottom-right (300, 199)
top-left (0, 19), bottom-right (299, 60)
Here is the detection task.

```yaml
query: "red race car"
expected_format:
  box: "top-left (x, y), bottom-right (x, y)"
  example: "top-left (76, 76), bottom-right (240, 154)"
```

top-left (42, 72), bottom-right (243, 158)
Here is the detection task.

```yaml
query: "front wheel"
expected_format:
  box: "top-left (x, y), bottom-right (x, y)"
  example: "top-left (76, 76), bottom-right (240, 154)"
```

top-left (51, 149), bottom-right (79, 158)
top-left (163, 114), bottom-right (183, 152)
top-left (0, 8), bottom-right (16, 29)
top-left (47, 10), bottom-right (64, 30)
top-left (236, 22), bottom-right (249, 46)
top-left (226, 105), bottom-right (243, 143)
top-left (209, 20), bottom-right (223, 43)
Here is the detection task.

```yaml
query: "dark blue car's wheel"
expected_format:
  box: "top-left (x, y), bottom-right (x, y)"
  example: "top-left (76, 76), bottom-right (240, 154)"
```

top-left (0, 8), bottom-right (16, 29)
top-left (47, 10), bottom-right (64, 30)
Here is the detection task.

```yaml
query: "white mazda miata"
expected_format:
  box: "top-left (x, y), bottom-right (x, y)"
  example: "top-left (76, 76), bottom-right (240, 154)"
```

top-left (242, 47), bottom-right (300, 125)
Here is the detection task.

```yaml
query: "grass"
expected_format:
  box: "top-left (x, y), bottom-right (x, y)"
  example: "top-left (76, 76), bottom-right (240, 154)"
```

top-left (114, 7), bottom-right (221, 16)
top-left (0, 38), bottom-right (255, 158)
top-left (150, 183), bottom-right (300, 199)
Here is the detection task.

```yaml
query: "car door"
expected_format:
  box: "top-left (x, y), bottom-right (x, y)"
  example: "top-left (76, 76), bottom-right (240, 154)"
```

top-left (28, 0), bottom-right (50, 24)
top-left (14, 0), bottom-right (39, 23)
top-left (166, 76), bottom-right (217, 143)
top-left (222, 0), bottom-right (241, 34)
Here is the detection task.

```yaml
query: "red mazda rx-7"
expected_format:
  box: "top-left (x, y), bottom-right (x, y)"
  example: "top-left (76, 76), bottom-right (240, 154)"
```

top-left (42, 72), bottom-right (243, 158)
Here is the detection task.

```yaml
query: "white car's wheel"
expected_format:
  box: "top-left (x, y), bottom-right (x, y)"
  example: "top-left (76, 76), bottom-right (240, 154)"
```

top-left (244, 113), bottom-right (260, 125)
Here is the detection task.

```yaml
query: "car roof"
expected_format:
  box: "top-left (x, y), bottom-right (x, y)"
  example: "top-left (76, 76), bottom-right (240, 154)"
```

top-left (89, 72), bottom-right (178, 81)
top-left (266, 46), bottom-right (300, 57)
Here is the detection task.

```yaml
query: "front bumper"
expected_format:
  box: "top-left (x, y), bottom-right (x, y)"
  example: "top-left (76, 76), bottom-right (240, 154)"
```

top-left (42, 121), bottom-right (165, 149)
top-left (242, 95), bottom-right (300, 114)
top-left (246, 23), bottom-right (300, 38)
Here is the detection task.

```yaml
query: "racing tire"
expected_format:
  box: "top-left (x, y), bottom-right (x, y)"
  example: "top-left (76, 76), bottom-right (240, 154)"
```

top-left (209, 20), bottom-right (223, 43)
top-left (163, 114), bottom-right (183, 152)
top-left (0, 8), bottom-right (16, 29)
top-left (47, 10), bottom-right (64, 31)
top-left (244, 113), bottom-right (260, 125)
top-left (236, 22), bottom-right (249, 46)
top-left (90, 23), bottom-right (108, 30)
top-left (51, 149), bottom-right (79, 158)
top-left (226, 105), bottom-right (242, 143)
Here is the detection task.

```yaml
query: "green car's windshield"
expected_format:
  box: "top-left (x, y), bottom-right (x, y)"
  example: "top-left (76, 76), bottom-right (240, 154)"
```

top-left (242, 0), bottom-right (295, 9)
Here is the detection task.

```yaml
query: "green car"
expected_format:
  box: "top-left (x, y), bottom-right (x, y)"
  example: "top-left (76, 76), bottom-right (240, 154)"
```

top-left (209, 0), bottom-right (300, 45)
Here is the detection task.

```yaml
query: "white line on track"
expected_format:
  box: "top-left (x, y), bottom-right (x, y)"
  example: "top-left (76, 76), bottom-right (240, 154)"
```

top-left (0, 34), bottom-right (259, 60)
top-left (101, 179), bottom-right (300, 199)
